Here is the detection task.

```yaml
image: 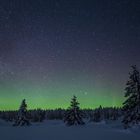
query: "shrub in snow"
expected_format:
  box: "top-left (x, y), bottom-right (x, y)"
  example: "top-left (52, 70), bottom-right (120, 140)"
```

top-left (122, 65), bottom-right (140, 129)
top-left (13, 99), bottom-right (30, 126)
top-left (64, 95), bottom-right (85, 126)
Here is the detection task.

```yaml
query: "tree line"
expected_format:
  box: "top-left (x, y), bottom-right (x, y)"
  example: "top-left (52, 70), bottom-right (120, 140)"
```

top-left (0, 65), bottom-right (140, 129)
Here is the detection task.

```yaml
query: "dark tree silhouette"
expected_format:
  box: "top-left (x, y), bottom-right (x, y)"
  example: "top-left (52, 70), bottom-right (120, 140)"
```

top-left (93, 105), bottom-right (103, 122)
top-left (122, 65), bottom-right (140, 128)
top-left (13, 99), bottom-right (30, 126)
top-left (31, 109), bottom-right (46, 122)
top-left (64, 95), bottom-right (85, 126)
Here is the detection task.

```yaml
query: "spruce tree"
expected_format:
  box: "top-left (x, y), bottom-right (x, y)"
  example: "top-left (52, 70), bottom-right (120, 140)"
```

top-left (13, 99), bottom-right (30, 126)
top-left (64, 95), bottom-right (85, 126)
top-left (122, 65), bottom-right (140, 128)
top-left (93, 105), bottom-right (103, 122)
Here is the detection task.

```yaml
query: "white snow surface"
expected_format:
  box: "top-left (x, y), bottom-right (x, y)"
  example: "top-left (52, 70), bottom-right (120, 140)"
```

top-left (0, 119), bottom-right (140, 140)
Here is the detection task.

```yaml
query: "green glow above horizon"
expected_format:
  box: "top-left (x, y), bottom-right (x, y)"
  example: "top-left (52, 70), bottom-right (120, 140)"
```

top-left (0, 0), bottom-right (139, 111)
top-left (0, 79), bottom-right (125, 110)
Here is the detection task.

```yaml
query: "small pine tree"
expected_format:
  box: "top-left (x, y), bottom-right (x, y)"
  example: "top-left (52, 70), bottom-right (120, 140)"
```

top-left (93, 105), bottom-right (102, 122)
top-left (122, 65), bottom-right (140, 128)
top-left (64, 95), bottom-right (85, 126)
top-left (13, 99), bottom-right (30, 126)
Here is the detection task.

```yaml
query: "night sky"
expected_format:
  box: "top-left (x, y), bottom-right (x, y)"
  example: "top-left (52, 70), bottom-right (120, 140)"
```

top-left (0, 0), bottom-right (140, 110)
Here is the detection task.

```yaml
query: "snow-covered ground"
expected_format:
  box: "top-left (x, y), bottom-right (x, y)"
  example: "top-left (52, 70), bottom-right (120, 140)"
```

top-left (0, 119), bottom-right (140, 140)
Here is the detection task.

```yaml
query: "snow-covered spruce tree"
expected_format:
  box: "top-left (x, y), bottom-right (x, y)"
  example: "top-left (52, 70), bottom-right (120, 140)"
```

top-left (122, 65), bottom-right (140, 129)
top-left (64, 95), bottom-right (85, 126)
top-left (13, 99), bottom-right (30, 126)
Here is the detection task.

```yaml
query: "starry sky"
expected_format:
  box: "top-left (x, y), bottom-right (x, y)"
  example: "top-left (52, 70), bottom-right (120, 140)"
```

top-left (0, 0), bottom-right (140, 110)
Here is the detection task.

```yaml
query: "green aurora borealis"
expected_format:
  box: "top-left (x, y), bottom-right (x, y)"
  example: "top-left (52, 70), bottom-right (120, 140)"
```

top-left (0, 72), bottom-right (125, 110)
top-left (0, 0), bottom-right (140, 110)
